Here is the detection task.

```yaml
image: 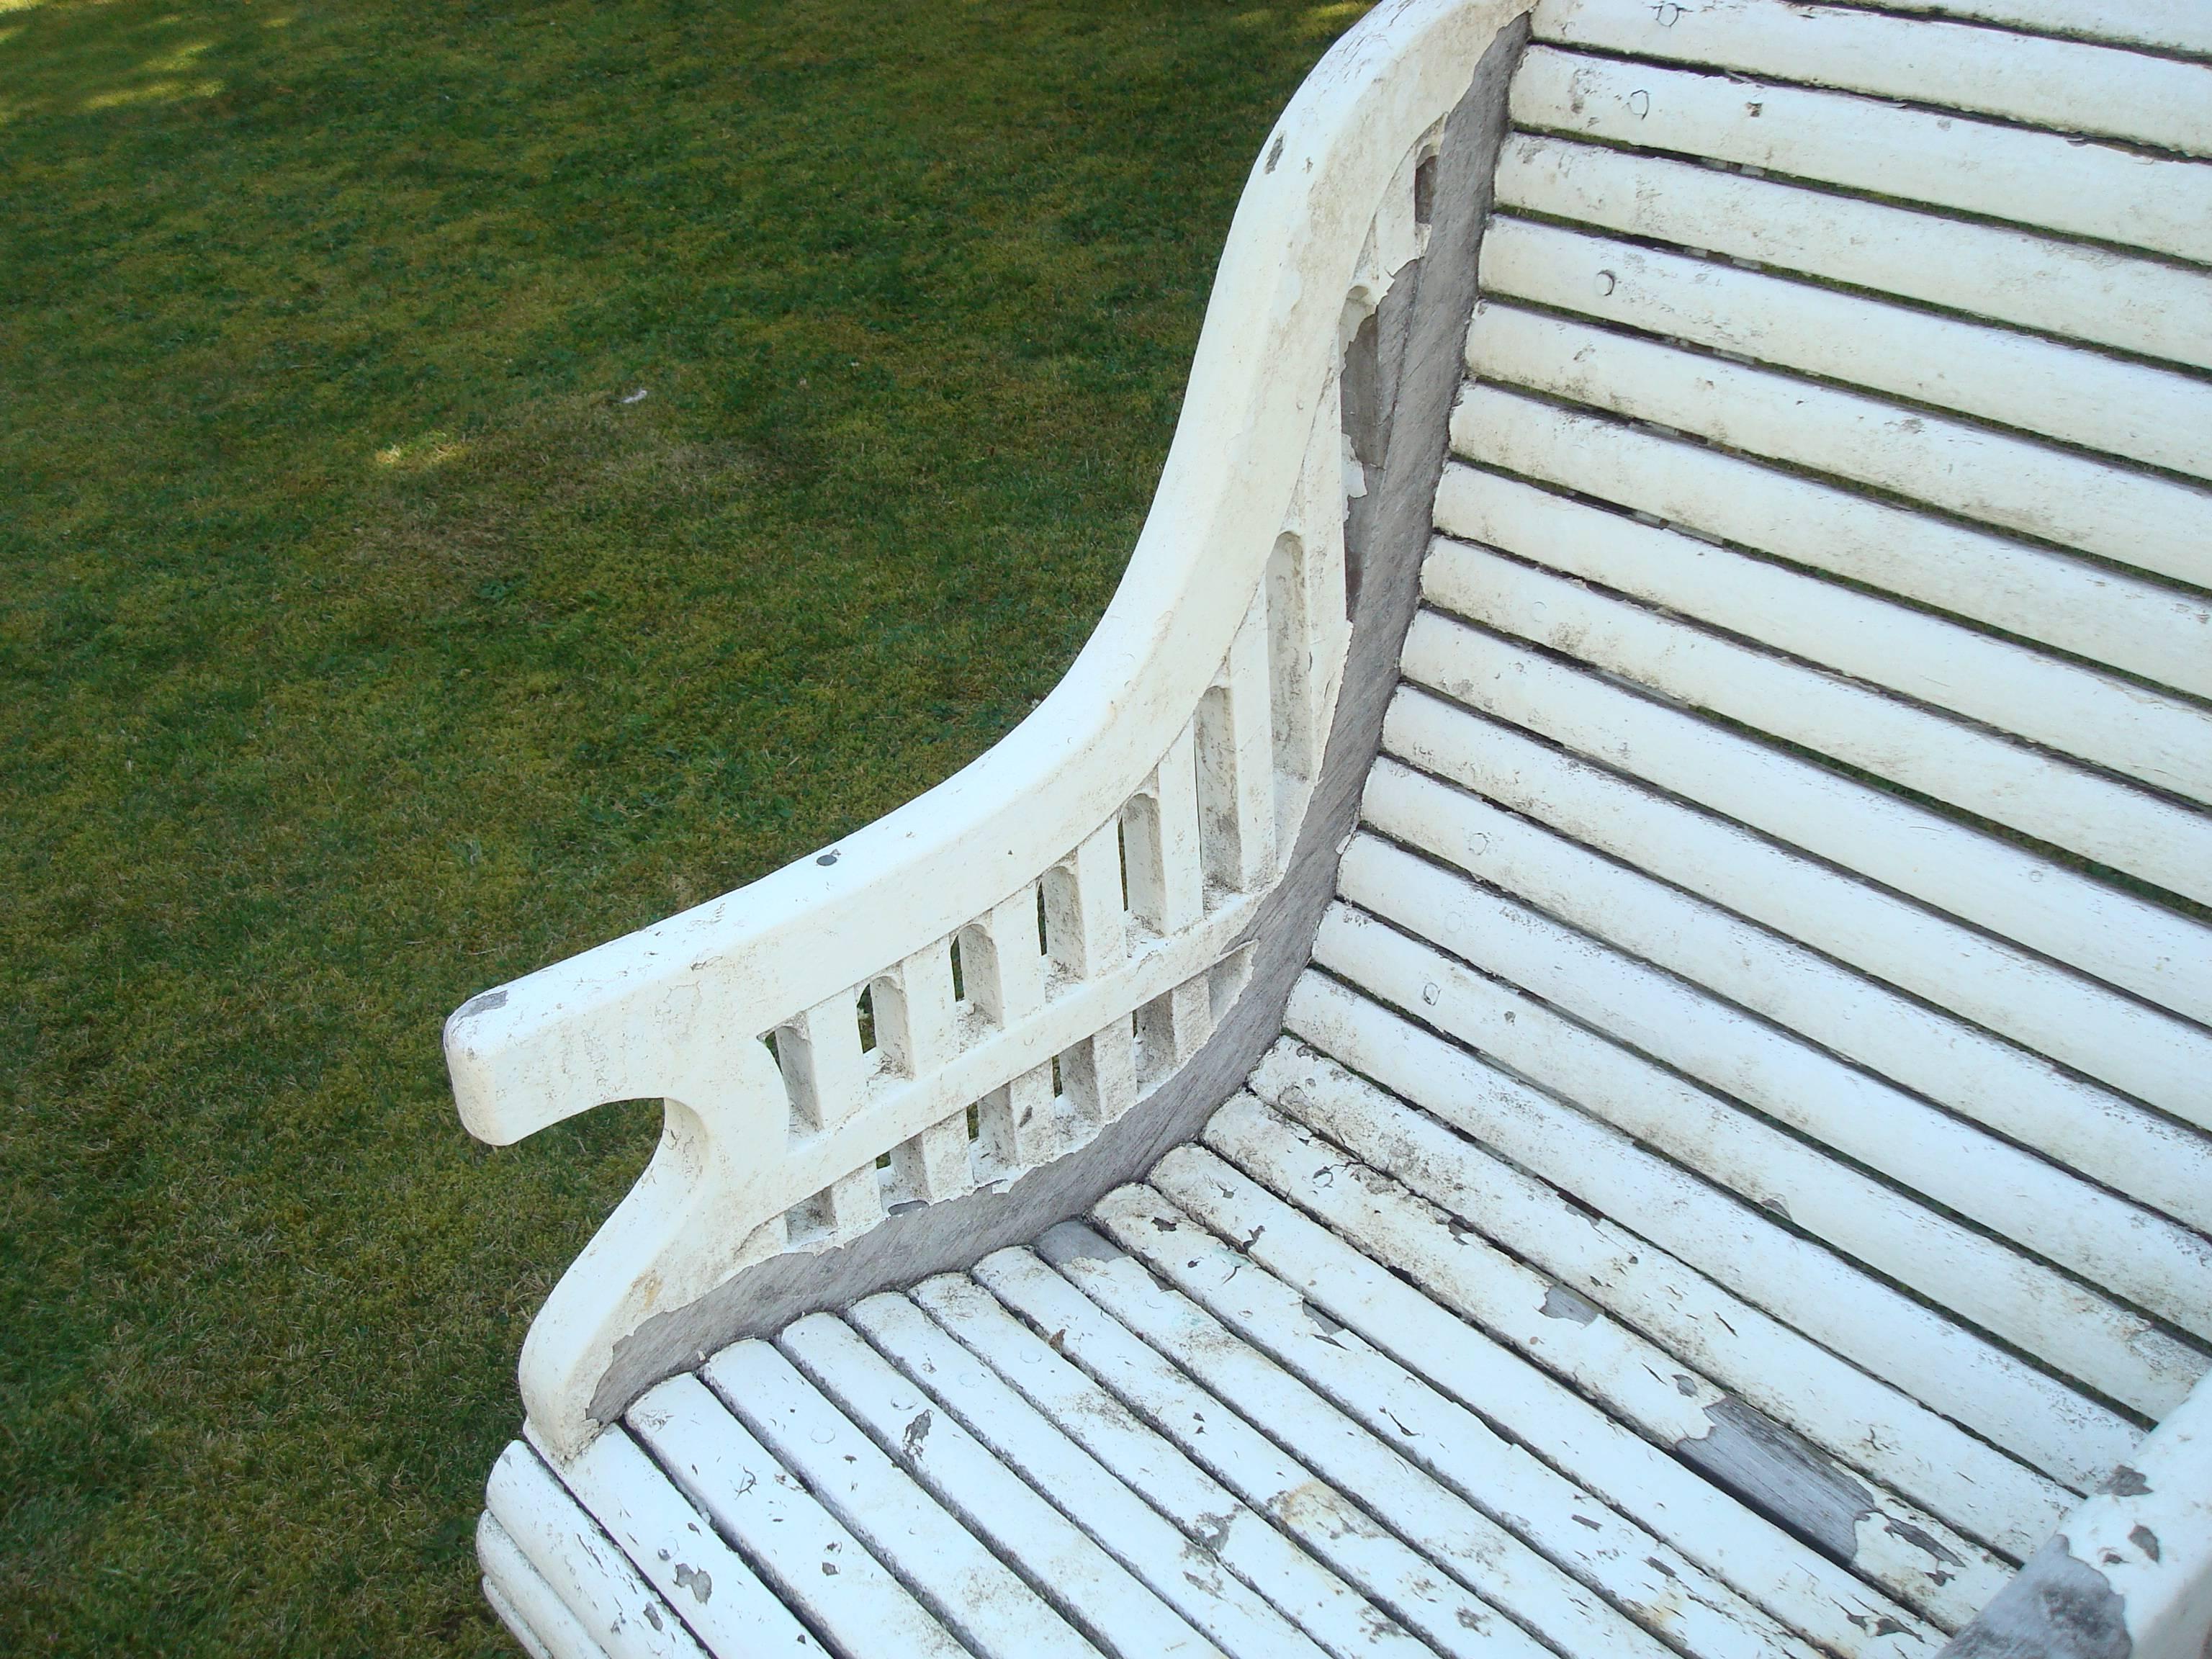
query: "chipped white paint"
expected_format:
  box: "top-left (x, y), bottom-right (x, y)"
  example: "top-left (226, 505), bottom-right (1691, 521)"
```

top-left (907, 1272), bottom-right (1435, 1659)
top-left (1467, 304), bottom-right (2212, 592)
top-left (1496, 132), bottom-right (2212, 374)
top-left (704, 1339), bottom-right (1103, 1659)
top-left (459, 4), bottom-right (2212, 1655)
top-left (1532, 0), bottom-right (2212, 156)
top-left (2062, 1370), bottom-right (2212, 1659)
top-left (446, 0), bottom-right (1517, 1465)
top-left (1479, 215), bottom-right (2212, 482)
top-left (1448, 384), bottom-right (2212, 700)
top-left (483, 1444), bottom-right (708, 1659)
top-left (625, 1375), bottom-right (971, 1659)
top-left (480, 1514), bottom-right (608, 1659)
top-left (974, 1241), bottom-right (1519, 1659)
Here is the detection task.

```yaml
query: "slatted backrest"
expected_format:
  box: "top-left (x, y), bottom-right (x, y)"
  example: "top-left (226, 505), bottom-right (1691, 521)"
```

top-left (1364, 0), bottom-right (2212, 1499)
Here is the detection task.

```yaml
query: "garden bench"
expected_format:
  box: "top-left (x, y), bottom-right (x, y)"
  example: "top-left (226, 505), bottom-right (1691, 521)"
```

top-left (443, 1), bottom-right (2212, 1653)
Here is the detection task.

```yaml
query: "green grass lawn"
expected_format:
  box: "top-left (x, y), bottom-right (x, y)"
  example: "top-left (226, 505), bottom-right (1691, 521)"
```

top-left (0, 0), bottom-right (1362, 1649)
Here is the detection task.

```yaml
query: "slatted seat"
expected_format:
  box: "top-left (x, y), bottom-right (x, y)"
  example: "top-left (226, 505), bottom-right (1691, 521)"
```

top-left (449, 2), bottom-right (2212, 1655)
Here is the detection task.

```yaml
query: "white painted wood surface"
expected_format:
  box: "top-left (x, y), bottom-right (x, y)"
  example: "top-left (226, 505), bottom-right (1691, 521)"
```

top-left (1479, 216), bottom-right (2212, 482)
top-left (462, 3), bottom-right (2212, 1655)
top-left (443, 0), bottom-right (1522, 1464)
top-left (1532, 0), bottom-right (2212, 156)
top-left (1495, 132), bottom-right (2212, 372)
top-left (1449, 384), bottom-right (2212, 699)
top-left (1466, 303), bottom-right (2212, 592)
top-left (907, 1272), bottom-right (1435, 1659)
top-left (845, 1290), bottom-right (1336, 1659)
top-left (1510, 47), bottom-right (2212, 261)
top-left (1435, 464), bottom-right (2212, 805)
top-left (1827, 0), bottom-right (2212, 55)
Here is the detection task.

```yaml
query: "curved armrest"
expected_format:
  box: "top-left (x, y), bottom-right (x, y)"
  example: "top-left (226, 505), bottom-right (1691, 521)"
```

top-left (449, 0), bottom-right (1531, 1461)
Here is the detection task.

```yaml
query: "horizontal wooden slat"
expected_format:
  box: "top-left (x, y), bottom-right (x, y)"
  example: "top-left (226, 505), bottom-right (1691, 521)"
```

top-left (1495, 134), bottom-right (2212, 372)
top-left (1168, 1115), bottom-right (2003, 1629)
top-left (1046, 1208), bottom-right (1681, 1659)
top-left (909, 1272), bottom-right (1434, 1659)
top-left (480, 1513), bottom-right (611, 1659)
top-left (1094, 1177), bottom-right (1915, 1656)
top-left (972, 1244), bottom-right (1520, 1659)
top-left (1532, 0), bottom-right (2212, 158)
top-left (1386, 655), bottom-right (2212, 1118)
top-left (626, 1375), bottom-right (972, 1659)
top-left (1436, 464), bottom-right (2212, 809)
top-left (703, 1340), bottom-right (1102, 1659)
top-left (847, 1291), bottom-right (1332, 1659)
top-left (1384, 681), bottom-right (2212, 1131)
top-left (1361, 753), bottom-right (2212, 1233)
top-left (1466, 303), bottom-right (2212, 590)
top-left (1321, 873), bottom-right (2209, 1418)
top-left (1239, 1047), bottom-right (2074, 1557)
top-left (1828, 0), bottom-right (2212, 55)
top-left (1421, 539), bottom-right (2212, 919)
top-left (526, 1420), bottom-right (832, 1659)
top-left (1449, 385), bottom-right (2212, 698)
top-left (1283, 966), bottom-right (2146, 1488)
top-left (1480, 216), bottom-right (2212, 480)
top-left (1509, 48), bottom-right (2212, 264)
top-left (1342, 827), bottom-right (2212, 1341)
top-left (484, 1444), bottom-right (709, 1659)
top-left (780, 1313), bottom-right (1223, 1659)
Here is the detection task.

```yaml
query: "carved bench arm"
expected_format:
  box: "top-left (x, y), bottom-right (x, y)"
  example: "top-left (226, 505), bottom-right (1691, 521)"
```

top-left (447, 0), bottom-right (1531, 1462)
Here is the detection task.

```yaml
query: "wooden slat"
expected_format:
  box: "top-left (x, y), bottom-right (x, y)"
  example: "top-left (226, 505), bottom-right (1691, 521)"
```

top-left (1437, 464), bottom-right (2212, 808)
top-left (1466, 302), bottom-right (2212, 591)
top-left (1424, 534), bottom-right (2212, 922)
top-left (1362, 753), bottom-right (2212, 1233)
top-left (1284, 966), bottom-right (2146, 1488)
top-left (1480, 216), bottom-right (2212, 481)
top-left (849, 1291), bottom-right (1336, 1659)
top-left (973, 1244), bottom-right (1521, 1659)
top-left (1449, 384), bottom-right (2212, 700)
top-left (1401, 607), bottom-right (2212, 1020)
top-left (1381, 682), bottom-right (2212, 1130)
top-left (1197, 593), bottom-right (1278, 894)
top-left (1039, 1215), bottom-right (1654, 1659)
top-left (1531, 0), bottom-right (2212, 160)
top-left (1143, 1133), bottom-right (1969, 1640)
top-left (781, 1312), bottom-right (1224, 1659)
top-left (1318, 878), bottom-right (2208, 1417)
top-left (484, 1444), bottom-right (709, 1659)
top-left (1342, 828), bottom-right (2212, 1343)
top-left (526, 1420), bottom-right (829, 1659)
top-left (480, 1513), bottom-right (611, 1659)
top-left (1177, 1119), bottom-right (2008, 1637)
top-left (909, 1274), bottom-right (1432, 1659)
top-left (1092, 1178), bottom-right (1913, 1656)
top-left (1828, 0), bottom-right (2212, 56)
top-left (1498, 134), bottom-right (2212, 375)
top-left (1509, 47), bottom-right (2212, 264)
top-left (1226, 1066), bottom-right (2069, 1563)
top-left (702, 1340), bottom-right (1102, 1659)
top-left (626, 1375), bottom-right (972, 1659)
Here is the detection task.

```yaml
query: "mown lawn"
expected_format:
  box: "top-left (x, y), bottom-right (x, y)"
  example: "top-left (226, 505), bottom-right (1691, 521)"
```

top-left (0, 0), bottom-right (1362, 1650)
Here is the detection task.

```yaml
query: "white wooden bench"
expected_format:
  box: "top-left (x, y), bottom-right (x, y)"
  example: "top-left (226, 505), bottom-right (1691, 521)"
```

top-left (445, 2), bottom-right (2212, 1654)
